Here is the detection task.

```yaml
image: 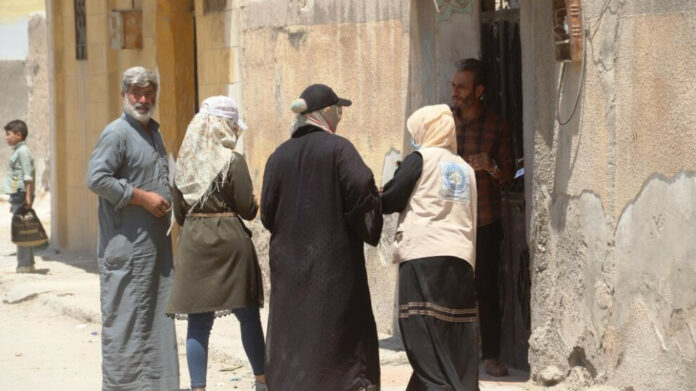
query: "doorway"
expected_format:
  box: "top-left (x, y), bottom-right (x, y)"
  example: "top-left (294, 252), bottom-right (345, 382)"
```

top-left (155, 0), bottom-right (197, 157)
top-left (480, 0), bottom-right (530, 371)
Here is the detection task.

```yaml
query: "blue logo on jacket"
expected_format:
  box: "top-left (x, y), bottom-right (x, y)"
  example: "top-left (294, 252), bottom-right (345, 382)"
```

top-left (439, 162), bottom-right (470, 201)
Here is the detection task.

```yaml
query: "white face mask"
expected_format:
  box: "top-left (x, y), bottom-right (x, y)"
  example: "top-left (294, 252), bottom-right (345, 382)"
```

top-left (410, 138), bottom-right (422, 150)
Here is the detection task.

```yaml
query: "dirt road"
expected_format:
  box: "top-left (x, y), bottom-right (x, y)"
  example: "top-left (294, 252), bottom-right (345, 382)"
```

top-left (0, 297), bottom-right (262, 390)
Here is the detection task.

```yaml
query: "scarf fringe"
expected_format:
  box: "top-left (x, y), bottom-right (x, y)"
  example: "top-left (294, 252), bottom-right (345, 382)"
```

top-left (186, 157), bottom-right (236, 210)
top-left (176, 113), bottom-right (240, 206)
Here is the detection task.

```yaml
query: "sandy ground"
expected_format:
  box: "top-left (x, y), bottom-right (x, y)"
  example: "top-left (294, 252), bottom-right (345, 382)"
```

top-left (0, 298), bottom-right (102, 390)
top-left (0, 194), bottom-right (532, 390)
top-left (0, 298), bottom-right (265, 390)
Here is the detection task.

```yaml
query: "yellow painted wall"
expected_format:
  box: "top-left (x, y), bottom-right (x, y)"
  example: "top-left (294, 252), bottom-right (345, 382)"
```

top-left (50, 0), bottom-right (409, 268)
top-left (50, 0), bottom-right (195, 252)
top-left (155, 0), bottom-right (195, 157)
top-left (52, 0), bottom-right (411, 331)
top-left (193, 0), bottom-right (238, 101)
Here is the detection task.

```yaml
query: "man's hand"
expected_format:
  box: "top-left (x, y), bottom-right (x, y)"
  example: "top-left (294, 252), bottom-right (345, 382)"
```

top-left (468, 152), bottom-right (493, 171)
top-left (132, 188), bottom-right (170, 218)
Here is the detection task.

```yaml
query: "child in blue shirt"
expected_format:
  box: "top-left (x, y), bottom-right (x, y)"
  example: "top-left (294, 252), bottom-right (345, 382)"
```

top-left (4, 120), bottom-right (36, 273)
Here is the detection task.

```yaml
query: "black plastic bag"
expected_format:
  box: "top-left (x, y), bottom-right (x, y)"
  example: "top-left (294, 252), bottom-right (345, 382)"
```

top-left (11, 207), bottom-right (48, 247)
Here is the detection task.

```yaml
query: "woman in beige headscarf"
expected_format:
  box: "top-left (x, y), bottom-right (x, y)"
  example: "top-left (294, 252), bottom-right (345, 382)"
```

top-left (381, 104), bottom-right (479, 391)
top-left (166, 96), bottom-right (267, 391)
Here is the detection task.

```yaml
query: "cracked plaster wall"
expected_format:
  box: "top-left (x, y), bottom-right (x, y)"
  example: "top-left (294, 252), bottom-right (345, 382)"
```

top-left (521, 0), bottom-right (696, 389)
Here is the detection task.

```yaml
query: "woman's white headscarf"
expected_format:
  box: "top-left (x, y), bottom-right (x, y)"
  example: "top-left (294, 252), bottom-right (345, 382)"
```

top-left (406, 104), bottom-right (457, 153)
top-left (175, 96), bottom-right (248, 207)
top-left (289, 99), bottom-right (343, 134)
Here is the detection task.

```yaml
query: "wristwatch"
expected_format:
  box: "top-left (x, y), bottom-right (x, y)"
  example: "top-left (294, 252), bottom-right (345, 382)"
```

top-left (487, 159), bottom-right (498, 176)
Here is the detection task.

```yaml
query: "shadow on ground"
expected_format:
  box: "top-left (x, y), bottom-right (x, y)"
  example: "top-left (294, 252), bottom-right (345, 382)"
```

top-left (479, 364), bottom-right (530, 384)
top-left (38, 248), bottom-right (98, 274)
top-left (379, 335), bottom-right (405, 351)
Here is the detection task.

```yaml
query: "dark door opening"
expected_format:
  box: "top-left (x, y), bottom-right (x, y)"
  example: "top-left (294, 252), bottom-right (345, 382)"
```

top-left (480, 0), bottom-right (531, 371)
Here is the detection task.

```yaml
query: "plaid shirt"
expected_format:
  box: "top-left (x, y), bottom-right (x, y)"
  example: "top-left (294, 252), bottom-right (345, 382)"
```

top-left (453, 107), bottom-right (513, 227)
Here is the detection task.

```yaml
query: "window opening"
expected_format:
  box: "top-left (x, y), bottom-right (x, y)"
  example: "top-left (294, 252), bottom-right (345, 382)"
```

top-left (74, 0), bottom-right (87, 60)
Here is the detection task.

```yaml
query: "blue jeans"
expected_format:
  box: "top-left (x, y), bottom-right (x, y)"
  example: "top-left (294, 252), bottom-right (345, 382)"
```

top-left (10, 192), bottom-right (34, 268)
top-left (187, 307), bottom-right (266, 388)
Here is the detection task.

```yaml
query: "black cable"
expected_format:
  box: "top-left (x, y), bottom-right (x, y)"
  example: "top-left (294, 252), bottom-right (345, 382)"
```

top-left (556, 25), bottom-right (587, 126)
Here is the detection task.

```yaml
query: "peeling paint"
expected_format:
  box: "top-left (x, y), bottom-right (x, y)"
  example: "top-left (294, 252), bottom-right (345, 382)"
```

top-left (287, 27), bottom-right (307, 49)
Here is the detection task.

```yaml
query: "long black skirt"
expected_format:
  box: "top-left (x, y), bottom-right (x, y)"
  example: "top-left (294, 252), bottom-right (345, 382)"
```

top-left (398, 256), bottom-right (479, 391)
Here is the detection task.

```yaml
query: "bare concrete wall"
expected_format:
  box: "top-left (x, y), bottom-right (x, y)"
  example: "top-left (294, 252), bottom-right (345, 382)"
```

top-left (431, 1), bottom-right (480, 105)
top-left (0, 14), bottom-right (49, 195)
top-left (521, 1), bottom-right (696, 389)
top-left (26, 14), bottom-right (50, 192)
top-left (0, 60), bottom-right (28, 189)
top-left (406, 0), bottom-right (480, 124)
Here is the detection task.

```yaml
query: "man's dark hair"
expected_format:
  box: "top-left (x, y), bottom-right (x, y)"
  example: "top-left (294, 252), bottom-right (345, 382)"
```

top-left (4, 119), bottom-right (28, 140)
top-left (454, 58), bottom-right (486, 88)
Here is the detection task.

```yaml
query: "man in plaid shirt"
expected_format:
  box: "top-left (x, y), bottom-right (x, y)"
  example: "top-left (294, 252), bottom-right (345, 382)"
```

top-left (451, 58), bottom-right (514, 377)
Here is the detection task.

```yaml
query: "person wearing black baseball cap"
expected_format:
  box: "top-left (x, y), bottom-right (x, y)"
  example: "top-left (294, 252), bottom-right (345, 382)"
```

top-left (289, 83), bottom-right (352, 134)
top-left (261, 84), bottom-right (382, 391)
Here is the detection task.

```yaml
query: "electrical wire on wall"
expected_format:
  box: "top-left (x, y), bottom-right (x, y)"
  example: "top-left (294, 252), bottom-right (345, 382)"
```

top-left (556, 24), bottom-right (587, 126)
top-left (556, 0), bottom-right (622, 125)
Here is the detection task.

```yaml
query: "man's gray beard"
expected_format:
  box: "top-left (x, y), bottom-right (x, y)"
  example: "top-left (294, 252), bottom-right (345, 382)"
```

top-left (123, 100), bottom-right (155, 123)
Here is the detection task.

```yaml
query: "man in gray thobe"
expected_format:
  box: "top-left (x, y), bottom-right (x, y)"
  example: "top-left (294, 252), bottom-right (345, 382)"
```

top-left (87, 66), bottom-right (179, 391)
